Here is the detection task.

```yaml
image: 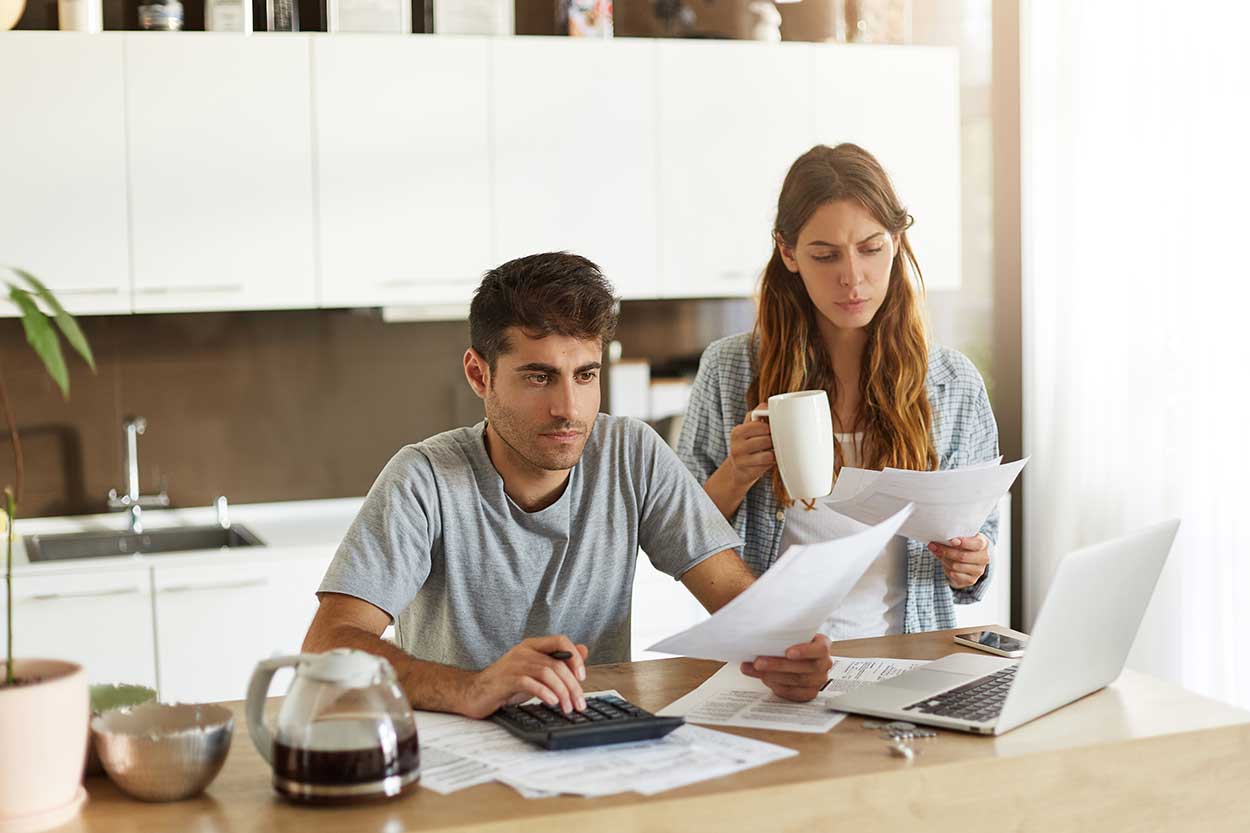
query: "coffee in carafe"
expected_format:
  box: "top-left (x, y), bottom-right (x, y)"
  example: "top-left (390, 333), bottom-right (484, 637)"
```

top-left (247, 650), bottom-right (420, 804)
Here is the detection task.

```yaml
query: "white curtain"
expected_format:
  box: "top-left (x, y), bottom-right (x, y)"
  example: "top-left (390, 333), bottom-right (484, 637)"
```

top-left (1022, 1), bottom-right (1250, 706)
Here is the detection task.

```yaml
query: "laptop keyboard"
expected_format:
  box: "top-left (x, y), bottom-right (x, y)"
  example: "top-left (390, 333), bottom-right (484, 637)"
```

top-left (903, 665), bottom-right (1019, 723)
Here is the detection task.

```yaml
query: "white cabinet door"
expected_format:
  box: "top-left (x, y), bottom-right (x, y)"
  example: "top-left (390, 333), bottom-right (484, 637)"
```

top-left (0, 33), bottom-right (131, 316)
top-left (259, 553), bottom-right (332, 662)
top-left (657, 41), bottom-right (814, 299)
top-left (493, 38), bottom-right (659, 299)
top-left (125, 33), bottom-right (317, 313)
top-left (631, 550), bottom-right (708, 662)
top-left (153, 560), bottom-right (273, 703)
top-left (809, 45), bottom-right (961, 291)
top-left (315, 35), bottom-right (493, 309)
top-left (152, 553), bottom-right (332, 703)
top-left (6, 567), bottom-right (157, 688)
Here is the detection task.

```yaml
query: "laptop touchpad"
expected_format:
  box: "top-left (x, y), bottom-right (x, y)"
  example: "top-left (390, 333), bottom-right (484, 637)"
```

top-left (883, 669), bottom-right (975, 691)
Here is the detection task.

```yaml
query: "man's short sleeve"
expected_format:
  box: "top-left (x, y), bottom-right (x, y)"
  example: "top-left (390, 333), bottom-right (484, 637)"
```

top-left (633, 422), bottom-right (743, 580)
top-left (317, 446), bottom-right (438, 621)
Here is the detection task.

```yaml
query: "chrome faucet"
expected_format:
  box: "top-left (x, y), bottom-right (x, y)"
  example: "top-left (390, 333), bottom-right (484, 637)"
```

top-left (107, 416), bottom-right (170, 533)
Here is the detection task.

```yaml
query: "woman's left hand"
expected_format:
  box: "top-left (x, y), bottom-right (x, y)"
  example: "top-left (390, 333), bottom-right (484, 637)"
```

top-left (929, 534), bottom-right (990, 589)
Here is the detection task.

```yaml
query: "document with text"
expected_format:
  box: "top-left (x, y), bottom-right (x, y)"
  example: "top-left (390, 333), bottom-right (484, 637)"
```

top-left (658, 656), bottom-right (930, 733)
top-left (414, 691), bottom-right (797, 798)
top-left (826, 457), bottom-right (1027, 544)
top-left (645, 506), bottom-right (914, 663)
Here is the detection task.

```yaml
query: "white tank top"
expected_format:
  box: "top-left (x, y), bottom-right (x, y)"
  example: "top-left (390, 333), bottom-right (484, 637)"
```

top-left (778, 433), bottom-right (908, 640)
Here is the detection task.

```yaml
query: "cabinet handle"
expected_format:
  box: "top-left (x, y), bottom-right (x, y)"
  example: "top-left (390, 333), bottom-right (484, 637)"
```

top-left (25, 587), bottom-right (141, 603)
top-left (377, 278), bottom-right (474, 289)
top-left (159, 579), bottom-right (268, 594)
top-left (135, 284), bottom-right (243, 295)
top-left (36, 287), bottom-right (121, 297)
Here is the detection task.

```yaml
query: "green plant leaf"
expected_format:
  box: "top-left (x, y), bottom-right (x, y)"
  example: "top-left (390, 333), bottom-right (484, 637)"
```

top-left (14, 268), bottom-right (96, 373)
top-left (8, 287), bottom-right (69, 399)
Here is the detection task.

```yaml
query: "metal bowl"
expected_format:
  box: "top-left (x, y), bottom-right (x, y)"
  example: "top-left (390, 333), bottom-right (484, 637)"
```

top-left (91, 702), bottom-right (234, 802)
top-left (86, 684), bottom-right (157, 776)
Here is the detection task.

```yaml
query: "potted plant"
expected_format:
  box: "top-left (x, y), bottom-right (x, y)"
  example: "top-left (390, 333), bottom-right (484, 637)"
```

top-left (0, 267), bottom-right (97, 832)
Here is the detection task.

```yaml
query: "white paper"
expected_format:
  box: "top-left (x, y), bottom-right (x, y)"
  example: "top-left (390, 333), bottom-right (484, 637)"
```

top-left (499, 724), bottom-right (797, 798)
top-left (646, 506), bottom-right (914, 663)
top-left (658, 663), bottom-right (842, 733)
top-left (825, 457), bottom-right (1026, 544)
top-left (820, 656), bottom-right (930, 699)
top-left (416, 710), bottom-right (526, 794)
top-left (657, 656), bottom-right (929, 733)
top-left (414, 690), bottom-right (796, 798)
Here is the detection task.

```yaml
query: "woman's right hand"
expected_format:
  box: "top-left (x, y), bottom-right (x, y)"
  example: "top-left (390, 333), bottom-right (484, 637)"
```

top-left (727, 403), bottom-right (777, 488)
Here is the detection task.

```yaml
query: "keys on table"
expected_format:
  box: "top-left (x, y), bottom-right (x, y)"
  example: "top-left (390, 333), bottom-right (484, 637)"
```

top-left (862, 720), bottom-right (936, 758)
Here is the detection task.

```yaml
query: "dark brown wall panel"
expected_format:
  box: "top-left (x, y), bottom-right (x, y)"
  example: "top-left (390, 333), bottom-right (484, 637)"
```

top-left (0, 299), bottom-right (751, 518)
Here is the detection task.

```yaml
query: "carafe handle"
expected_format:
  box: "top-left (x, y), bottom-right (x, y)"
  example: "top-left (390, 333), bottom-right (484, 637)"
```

top-left (246, 654), bottom-right (308, 766)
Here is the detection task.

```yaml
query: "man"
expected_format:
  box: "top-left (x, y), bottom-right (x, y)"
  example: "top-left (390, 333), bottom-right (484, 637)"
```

top-left (304, 252), bottom-right (832, 719)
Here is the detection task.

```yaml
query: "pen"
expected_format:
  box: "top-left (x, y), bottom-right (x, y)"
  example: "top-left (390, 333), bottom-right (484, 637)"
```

top-left (545, 650), bottom-right (587, 709)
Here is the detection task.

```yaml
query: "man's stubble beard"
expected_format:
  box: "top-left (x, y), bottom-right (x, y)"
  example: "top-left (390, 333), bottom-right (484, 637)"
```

top-left (484, 391), bottom-right (591, 473)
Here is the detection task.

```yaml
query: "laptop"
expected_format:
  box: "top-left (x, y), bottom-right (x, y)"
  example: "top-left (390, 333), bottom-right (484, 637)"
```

top-left (832, 519), bottom-right (1180, 735)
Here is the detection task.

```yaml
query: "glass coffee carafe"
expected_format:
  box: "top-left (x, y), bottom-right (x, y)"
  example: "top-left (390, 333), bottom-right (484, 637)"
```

top-left (246, 649), bottom-right (419, 804)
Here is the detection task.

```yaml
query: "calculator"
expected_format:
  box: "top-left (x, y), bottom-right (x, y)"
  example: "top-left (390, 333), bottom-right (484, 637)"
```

top-left (491, 694), bottom-right (685, 750)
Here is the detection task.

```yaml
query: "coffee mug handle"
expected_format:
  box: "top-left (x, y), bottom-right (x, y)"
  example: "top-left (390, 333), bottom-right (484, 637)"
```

top-left (748, 407), bottom-right (769, 422)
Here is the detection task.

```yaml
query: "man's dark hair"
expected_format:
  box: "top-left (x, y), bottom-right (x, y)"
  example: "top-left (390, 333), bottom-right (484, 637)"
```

top-left (469, 252), bottom-right (619, 370)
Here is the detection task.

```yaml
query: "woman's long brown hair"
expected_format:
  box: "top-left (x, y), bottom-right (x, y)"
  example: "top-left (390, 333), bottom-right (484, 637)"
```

top-left (749, 144), bottom-right (937, 508)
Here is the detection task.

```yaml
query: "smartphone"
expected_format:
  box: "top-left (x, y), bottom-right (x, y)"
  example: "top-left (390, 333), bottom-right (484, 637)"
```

top-left (953, 629), bottom-right (1028, 658)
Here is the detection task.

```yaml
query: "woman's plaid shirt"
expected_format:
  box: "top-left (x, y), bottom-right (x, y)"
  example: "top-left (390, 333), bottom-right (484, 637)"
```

top-left (676, 332), bottom-right (1002, 634)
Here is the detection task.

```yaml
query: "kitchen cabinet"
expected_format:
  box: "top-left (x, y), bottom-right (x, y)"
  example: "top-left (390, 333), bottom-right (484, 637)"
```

top-left (153, 552), bottom-right (330, 703)
top-left (3, 566), bottom-right (157, 689)
top-left (492, 38), bottom-right (660, 299)
top-left (153, 560), bottom-right (272, 703)
top-left (808, 46), bottom-right (962, 290)
top-left (125, 33), bottom-right (317, 313)
top-left (631, 550), bottom-right (709, 662)
top-left (0, 33), bottom-right (962, 313)
top-left (656, 41), bottom-right (815, 299)
top-left (0, 33), bottom-right (131, 316)
top-left (314, 35), bottom-right (493, 309)
top-left (257, 554), bottom-right (330, 674)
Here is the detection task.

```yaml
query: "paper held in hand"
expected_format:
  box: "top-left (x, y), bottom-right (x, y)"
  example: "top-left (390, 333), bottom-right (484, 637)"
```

top-left (645, 505), bottom-right (915, 663)
top-left (825, 457), bottom-right (1028, 544)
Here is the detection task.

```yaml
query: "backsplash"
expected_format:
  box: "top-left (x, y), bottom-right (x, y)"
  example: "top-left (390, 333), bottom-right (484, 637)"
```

top-left (0, 299), bottom-right (753, 518)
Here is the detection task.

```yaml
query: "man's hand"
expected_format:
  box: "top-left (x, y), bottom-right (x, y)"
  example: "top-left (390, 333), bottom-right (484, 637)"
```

top-left (460, 635), bottom-right (589, 720)
top-left (929, 533), bottom-right (991, 589)
top-left (739, 634), bottom-right (833, 701)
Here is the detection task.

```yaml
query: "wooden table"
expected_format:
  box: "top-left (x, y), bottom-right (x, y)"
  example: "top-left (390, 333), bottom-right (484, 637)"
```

top-left (67, 628), bottom-right (1250, 833)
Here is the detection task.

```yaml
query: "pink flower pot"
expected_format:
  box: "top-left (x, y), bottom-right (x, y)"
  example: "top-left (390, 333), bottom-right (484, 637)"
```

top-left (0, 0), bottom-right (26, 31)
top-left (0, 660), bottom-right (89, 833)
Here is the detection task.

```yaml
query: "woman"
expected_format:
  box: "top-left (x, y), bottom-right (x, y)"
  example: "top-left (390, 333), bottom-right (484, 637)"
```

top-left (677, 143), bottom-right (1000, 641)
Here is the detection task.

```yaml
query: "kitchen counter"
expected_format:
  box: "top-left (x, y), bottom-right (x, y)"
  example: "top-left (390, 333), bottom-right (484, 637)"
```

top-left (7, 497), bottom-right (364, 575)
top-left (2, 497), bottom-right (369, 702)
top-left (62, 628), bottom-right (1250, 833)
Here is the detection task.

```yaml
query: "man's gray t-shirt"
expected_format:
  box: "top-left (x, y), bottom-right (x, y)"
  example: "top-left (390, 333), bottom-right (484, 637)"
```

top-left (318, 415), bottom-right (743, 670)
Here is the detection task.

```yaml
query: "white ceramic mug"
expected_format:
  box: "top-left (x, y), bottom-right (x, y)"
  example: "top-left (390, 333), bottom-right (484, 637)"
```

top-left (750, 390), bottom-right (834, 500)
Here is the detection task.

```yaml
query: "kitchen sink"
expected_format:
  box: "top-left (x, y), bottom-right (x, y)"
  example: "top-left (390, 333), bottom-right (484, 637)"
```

top-left (23, 524), bottom-right (265, 563)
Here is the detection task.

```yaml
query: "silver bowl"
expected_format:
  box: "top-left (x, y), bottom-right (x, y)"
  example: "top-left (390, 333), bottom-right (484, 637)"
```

top-left (91, 702), bottom-right (234, 802)
top-left (86, 684), bottom-right (158, 776)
